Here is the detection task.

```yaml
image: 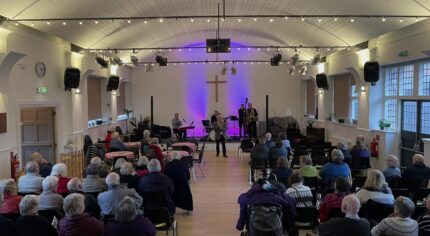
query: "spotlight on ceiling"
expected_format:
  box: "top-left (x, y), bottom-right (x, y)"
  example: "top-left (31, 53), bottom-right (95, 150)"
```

top-left (145, 64), bottom-right (154, 72)
top-left (290, 53), bottom-right (300, 66)
top-left (289, 66), bottom-right (295, 75)
top-left (95, 56), bottom-right (109, 68)
top-left (311, 54), bottom-right (321, 65)
top-left (155, 54), bottom-right (167, 66)
top-left (231, 62), bottom-right (237, 75)
top-left (299, 64), bottom-right (307, 75)
top-left (110, 56), bottom-right (123, 66)
top-left (270, 52), bottom-right (282, 66)
top-left (130, 55), bottom-right (140, 67)
top-left (221, 63), bottom-right (227, 75)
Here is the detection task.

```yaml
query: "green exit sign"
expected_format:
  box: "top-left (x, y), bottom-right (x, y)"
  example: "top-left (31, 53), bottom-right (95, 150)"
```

top-left (37, 87), bottom-right (48, 94)
top-left (398, 50), bottom-right (408, 57)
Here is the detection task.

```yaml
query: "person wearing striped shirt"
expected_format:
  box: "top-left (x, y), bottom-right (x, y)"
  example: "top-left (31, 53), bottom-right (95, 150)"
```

top-left (417, 195), bottom-right (430, 236)
top-left (286, 172), bottom-right (313, 208)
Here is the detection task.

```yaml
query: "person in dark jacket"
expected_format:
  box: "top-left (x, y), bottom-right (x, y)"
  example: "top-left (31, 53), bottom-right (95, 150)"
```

top-left (30, 152), bottom-right (52, 178)
top-left (59, 193), bottom-right (104, 236)
top-left (337, 141), bottom-right (352, 166)
top-left (138, 159), bottom-right (176, 215)
top-left (236, 179), bottom-right (296, 233)
top-left (350, 135), bottom-right (371, 169)
top-left (119, 162), bottom-right (140, 192)
top-left (402, 154), bottom-right (430, 192)
top-left (110, 132), bottom-right (128, 151)
top-left (67, 177), bottom-right (101, 219)
top-left (269, 158), bottom-right (293, 187)
top-left (16, 195), bottom-right (57, 236)
top-left (249, 136), bottom-right (270, 181)
top-left (104, 196), bottom-right (156, 236)
top-left (164, 152), bottom-right (194, 212)
top-left (0, 192), bottom-right (16, 236)
top-left (269, 139), bottom-right (288, 162)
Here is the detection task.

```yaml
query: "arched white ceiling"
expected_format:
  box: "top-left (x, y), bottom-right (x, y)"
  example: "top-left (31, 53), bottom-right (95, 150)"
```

top-left (1, 0), bottom-right (430, 61)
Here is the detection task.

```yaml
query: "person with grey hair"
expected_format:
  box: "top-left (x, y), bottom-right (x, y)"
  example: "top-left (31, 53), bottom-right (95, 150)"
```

top-left (383, 155), bottom-right (401, 183)
top-left (18, 161), bottom-right (44, 194)
top-left (402, 154), bottom-right (430, 192)
top-left (249, 136), bottom-right (270, 182)
top-left (82, 164), bottom-right (106, 193)
top-left (97, 172), bottom-right (143, 216)
top-left (112, 158), bottom-right (126, 174)
top-left (105, 197), bottom-right (156, 236)
top-left (38, 175), bottom-right (64, 211)
top-left (164, 151), bottom-right (194, 212)
top-left (16, 195), bottom-right (57, 236)
top-left (350, 135), bottom-right (371, 169)
top-left (110, 131), bottom-right (129, 151)
top-left (319, 149), bottom-right (351, 194)
top-left (299, 155), bottom-right (318, 177)
top-left (138, 159), bottom-right (176, 215)
top-left (356, 169), bottom-right (395, 205)
top-left (136, 156), bottom-right (149, 177)
top-left (317, 194), bottom-right (370, 236)
top-left (265, 132), bottom-right (275, 149)
top-left (67, 177), bottom-right (101, 219)
top-left (30, 152), bottom-right (52, 178)
top-left (371, 196), bottom-right (418, 236)
top-left (58, 193), bottom-right (104, 236)
top-left (0, 191), bottom-right (16, 236)
top-left (337, 141), bottom-right (352, 166)
top-left (51, 162), bottom-right (71, 196)
top-left (0, 179), bottom-right (22, 214)
top-left (90, 156), bottom-right (109, 178)
top-left (119, 162), bottom-right (140, 191)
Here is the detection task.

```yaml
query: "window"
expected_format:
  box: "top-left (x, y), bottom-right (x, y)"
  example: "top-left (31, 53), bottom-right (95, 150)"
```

top-left (117, 82), bottom-right (126, 117)
top-left (402, 101), bottom-right (417, 132)
top-left (87, 76), bottom-right (102, 122)
top-left (384, 99), bottom-right (397, 128)
top-left (419, 62), bottom-right (430, 96)
top-left (399, 64), bottom-right (414, 96)
top-left (351, 85), bottom-right (358, 120)
top-left (385, 67), bottom-right (398, 96)
top-left (421, 102), bottom-right (430, 135)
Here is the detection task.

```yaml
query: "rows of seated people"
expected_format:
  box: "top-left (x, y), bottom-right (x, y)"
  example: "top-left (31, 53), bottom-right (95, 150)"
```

top-left (243, 132), bottom-right (430, 235)
top-left (0, 149), bottom-right (193, 236)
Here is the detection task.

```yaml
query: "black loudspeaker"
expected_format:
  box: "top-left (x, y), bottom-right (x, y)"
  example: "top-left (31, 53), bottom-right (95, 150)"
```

top-left (106, 76), bottom-right (120, 91)
top-left (64, 67), bottom-right (80, 91)
top-left (364, 61), bottom-right (380, 86)
top-left (316, 73), bottom-right (329, 90)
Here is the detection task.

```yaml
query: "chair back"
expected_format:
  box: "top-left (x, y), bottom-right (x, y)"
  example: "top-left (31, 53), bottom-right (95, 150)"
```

top-left (246, 204), bottom-right (283, 235)
top-left (141, 191), bottom-right (173, 230)
top-left (312, 155), bottom-right (327, 166)
top-left (180, 155), bottom-right (194, 168)
top-left (110, 147), bottom-right (121, 152)
top-left (38, 209), bottom-right (62, 223)
top-left (195, 146), bottom-right (205, 164)
top-left (358, 199), bottom-right (393, 223)
top-left (294, 207), bottom-right (319, 225)
top-left (328, 208), bottom-right (345, 220)
top-left (413, 188), bottom-right (430, 204)
top-left (387, 176), bottom-right (402, 188)
top-left (391, 188), bottom-right (409, 199)
top-left (269, 158), bottom-right (278, 169)
top-left (141, 191), bottom-right (166, 207)
top-left (291, 155), bottom-right (301, 168)
top-left (0, 213), bottom-right (21, 222)
top-left (240, 139), bottom-right (254, 152)
top-left (303, 177), bottom-right (318, 190)
top-left (351, 176), bottom-right (367, 192)
top-left (18, 192), bottom-right (38, 196)
top-left (251, 158), bottom-right (268, 170)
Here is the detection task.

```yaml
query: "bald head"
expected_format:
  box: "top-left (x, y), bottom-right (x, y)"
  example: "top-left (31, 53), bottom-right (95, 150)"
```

top-left (67, 177), bottom-right (82, 193)
top-left (413, 154), bottom-right (425, 165)
top-left (341, 194), bottom-right (361, 215)
top-left (386, 155), bottom-right (399, 167)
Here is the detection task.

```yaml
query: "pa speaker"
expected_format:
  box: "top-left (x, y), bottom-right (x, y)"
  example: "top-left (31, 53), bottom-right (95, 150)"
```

top-left (316, 73), bottom-right (329, 90)
top-left (364, 61), bottom-right (380, 86)
top-left (64, 67), bottom-right (80, 91)
top-left (107, 76), bottom-right (120, 91)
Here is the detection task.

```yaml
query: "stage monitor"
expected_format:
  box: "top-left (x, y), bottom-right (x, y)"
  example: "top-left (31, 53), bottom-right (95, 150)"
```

top-left (206, 38), bottom-right (231, 53)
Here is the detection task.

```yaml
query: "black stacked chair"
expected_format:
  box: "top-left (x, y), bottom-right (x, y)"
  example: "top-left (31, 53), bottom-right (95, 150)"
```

top-left (249, 159), bottom-right (268, 184)
top-left (0, 213), bottom-right (21, 222)
top-left (359, 199), bottom-right (394, 223)
top-left (237, 139), bottom-right (254, 164)
top-left (391, 188), bottom-right (410, 199)
top-left (290, 207), bottom-right (319, 234)
top-left (351, 176), bottom-right (367, 192)
top-left (38, 209), bottom-right (62, 223)
top-left (413, 188), bottom-right (430, 204)
top-left (141, 191), bottom-right (177, 236)
top-left (328, 208), bottom-right (345, 220)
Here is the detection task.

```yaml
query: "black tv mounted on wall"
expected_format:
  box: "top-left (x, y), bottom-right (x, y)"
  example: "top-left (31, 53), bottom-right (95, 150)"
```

top-left (206, 38), bottom-right (231, 53)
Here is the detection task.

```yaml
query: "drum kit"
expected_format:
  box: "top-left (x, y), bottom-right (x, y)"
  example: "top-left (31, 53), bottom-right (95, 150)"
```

top-left (201, 115), bottom-right (239, 141)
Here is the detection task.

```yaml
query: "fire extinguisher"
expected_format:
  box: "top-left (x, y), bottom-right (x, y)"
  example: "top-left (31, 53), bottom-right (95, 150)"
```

top-left (371, 138), bottom-right (379, 157)
top-left (10, 152), bottom-right (20, 181)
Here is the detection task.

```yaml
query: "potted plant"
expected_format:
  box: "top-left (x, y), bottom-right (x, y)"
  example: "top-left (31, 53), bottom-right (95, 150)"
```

top-left (378, 119), bottom-right (391, 130)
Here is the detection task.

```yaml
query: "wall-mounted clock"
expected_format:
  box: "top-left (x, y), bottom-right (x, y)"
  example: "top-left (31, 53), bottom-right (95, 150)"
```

top-left (35, 61), bottom-right (46, 78)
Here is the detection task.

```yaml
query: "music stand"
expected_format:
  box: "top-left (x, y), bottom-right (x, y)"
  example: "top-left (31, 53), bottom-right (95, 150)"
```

top-left (230, 116), bottom-right (239, 138)
top-left (201, 120), bottom-right (212, 141)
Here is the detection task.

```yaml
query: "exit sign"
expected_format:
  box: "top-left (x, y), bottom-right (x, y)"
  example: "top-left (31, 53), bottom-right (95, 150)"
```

top-left (37, 87), bottom-right (48, 94)
top-left (398, 50), bottom-right (408, 57)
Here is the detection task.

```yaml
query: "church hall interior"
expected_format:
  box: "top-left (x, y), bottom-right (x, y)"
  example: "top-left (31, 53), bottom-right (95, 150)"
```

top-left (1, 0), bottom-right (430, 235)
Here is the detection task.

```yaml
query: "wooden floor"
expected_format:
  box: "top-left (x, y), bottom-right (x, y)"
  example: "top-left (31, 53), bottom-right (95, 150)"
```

top-left (163, 145), bottom-right (250, 236)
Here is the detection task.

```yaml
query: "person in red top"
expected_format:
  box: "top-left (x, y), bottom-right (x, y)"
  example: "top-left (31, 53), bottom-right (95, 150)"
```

top-left (104, 127), bottom-right (115, 151)
top-left (319, 177), bottom-right (351, 222)
top-left (135, 156), bottom-right (149, 177)
top-left (149, 138), bottom-right (165, 171)
top-left (0, 179), bottom-right (22, 214)
top-left (51, 163), bottom-right (71, 197)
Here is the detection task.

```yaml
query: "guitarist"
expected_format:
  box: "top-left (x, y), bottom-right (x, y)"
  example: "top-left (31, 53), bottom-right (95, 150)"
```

top-left (246, 103), bottom-right (258, 139)
top-left (238, 104), bottom-right (246, 137)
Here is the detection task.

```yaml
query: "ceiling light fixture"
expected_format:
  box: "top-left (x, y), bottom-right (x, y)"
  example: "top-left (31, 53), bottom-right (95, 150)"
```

top-left (254, 17), bottom-right (257, 21)
top-left (62, 21), bottom-right (67, 25)
top-left (301, 17), bottom-right (305, 22)
top-left (95, 20), bottom-right (98, 24)
top-left (79, 21), bottom-right (83, 25)
top-left (127, 19), bottom-right (131, 24)
top-left (399, 18), bottom-right (403, 23)
top-left (270, 18), bottom-right (274, 22)
top-left (350, 18), bottom-right (355, 22)
top-left (191, 18), bottom-right (194, 22)
top-left (238, 18), bottom-right (242, 22)
top-left (382, 17), bottom-right (386, 22)
top-left (318, 18), bottom-right (322, 23)
top-left (231, 62), bottom-right (237, 75)
top-left (334, 17), bottom-right (338, 21)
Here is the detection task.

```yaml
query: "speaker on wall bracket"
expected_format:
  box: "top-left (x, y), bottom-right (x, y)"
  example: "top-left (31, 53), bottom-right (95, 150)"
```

top-left (364, 61), bottom-right (380, 86)
top-left (64, 67), bottom-right (80, 91)
top-left (107, 75), bottom-right (120, 91)
top-left (316, 73), bottom-right (329, 90)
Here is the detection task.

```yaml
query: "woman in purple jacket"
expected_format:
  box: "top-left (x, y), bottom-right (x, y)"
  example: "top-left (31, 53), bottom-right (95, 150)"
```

top-left (105, 196), bottom-right (156, 236)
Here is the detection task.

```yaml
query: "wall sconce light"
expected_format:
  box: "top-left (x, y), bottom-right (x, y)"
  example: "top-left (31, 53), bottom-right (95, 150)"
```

top-left (74, 88), bottom-right (81, 94)
top-left (112, 91), bottom-right (117, 96)
top-left (360, 86), bottom-right (366, 92)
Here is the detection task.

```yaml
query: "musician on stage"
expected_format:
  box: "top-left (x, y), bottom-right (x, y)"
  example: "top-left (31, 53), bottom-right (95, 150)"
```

top-left (172, 113), bottom-right (186, 140)
top-left (246, 103), bottom-right (258, 139)
top-left (238, 104), bottom-right (246, 137)
top-left (213, 115), bottom-right (228, 158)
top-left (211, 110), bottom-right (220, 124)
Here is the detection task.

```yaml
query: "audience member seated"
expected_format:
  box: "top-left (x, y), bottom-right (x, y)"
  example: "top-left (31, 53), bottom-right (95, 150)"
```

top-left (58, 193), bottom-right (104, 236)
top-left (50, 163), bottom-right (71, 196)
top-left (236, 179), bottom-right (296, 232)
top-left (337, 141), bottom-right (352, 166)
top-left (279, 132), bottom-right (291, 157)
top-left (286, 172), bottom-right (314, 207)
top-left (382, 155), bottom-right (401, 184)
top-left (119, 162), bottom-right (140, 191)
top-left (164, 151), bottom-right (194, 213)
top-left (110, 131), bottom-right (129, 151)
top-left (249, 136), bottom-right (270, 181)
top-left (417, 194), bottom-right (430, 235)
top-left (150, 138), bottom-right (165, 170)
top-left (67, 177), bottom-right (101, 219)
top-left (269, 158), bottom-right (293, 186)
top-left (356, 169), bottom-right (395, 205)
top-left (30, 152), bottom-right (52, 178)
top-left (104, 126), bottom-right (115, 151)
top-left (402, 154), bottom-right (430, 193)
top-left (350, 135), bottom-right (371, 169)
top-left (319, 149), bottom-right (351, 194)
top-left (138, 159), bottom-right (176, 215)
top-left (371, 196), bottom-right (418, 236)
top-left (319, 177), bottom-right (351, 222)
top-left (90, 156), bottom-right (109, 178)
top-left (0, 191), bottom-right (16, 236)
top-left (104, 197), bottom-right (156, 236)
top-left (317, 194), bottom-right (370, 236)
top-left (269, 139), bottom-right (288, 162)
top-left (82, 164), bottom-right (106, 193)
top-left (298, 155), bottom-right (318, 177)
top-left (0, 179), bottom-right (22, 214)
top-left (38, 176), bottom-right (64, 211)
top-left (112, 158), bottom-right (126, 175)
top-left (265, 133), bottom-right (275, 149)
top-left (135, 156), bottom-right (149, 177)
top-left (18, 161), bottom-right (44, 195)
top-left (16, 195), bottom-right (57, 236)
top-left (98, 172), bottom-right (143, 216)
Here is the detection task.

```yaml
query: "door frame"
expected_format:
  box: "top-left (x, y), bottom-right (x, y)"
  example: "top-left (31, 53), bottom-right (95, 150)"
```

top-left (17, 101), bottom-right (61, 164)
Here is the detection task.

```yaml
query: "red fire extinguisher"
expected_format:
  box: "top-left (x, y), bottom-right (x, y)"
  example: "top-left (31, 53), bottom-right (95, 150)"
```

top-left (371, 138), bottom-right (379, 157)
top-left (10, 152), bottom-right (20, 181)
